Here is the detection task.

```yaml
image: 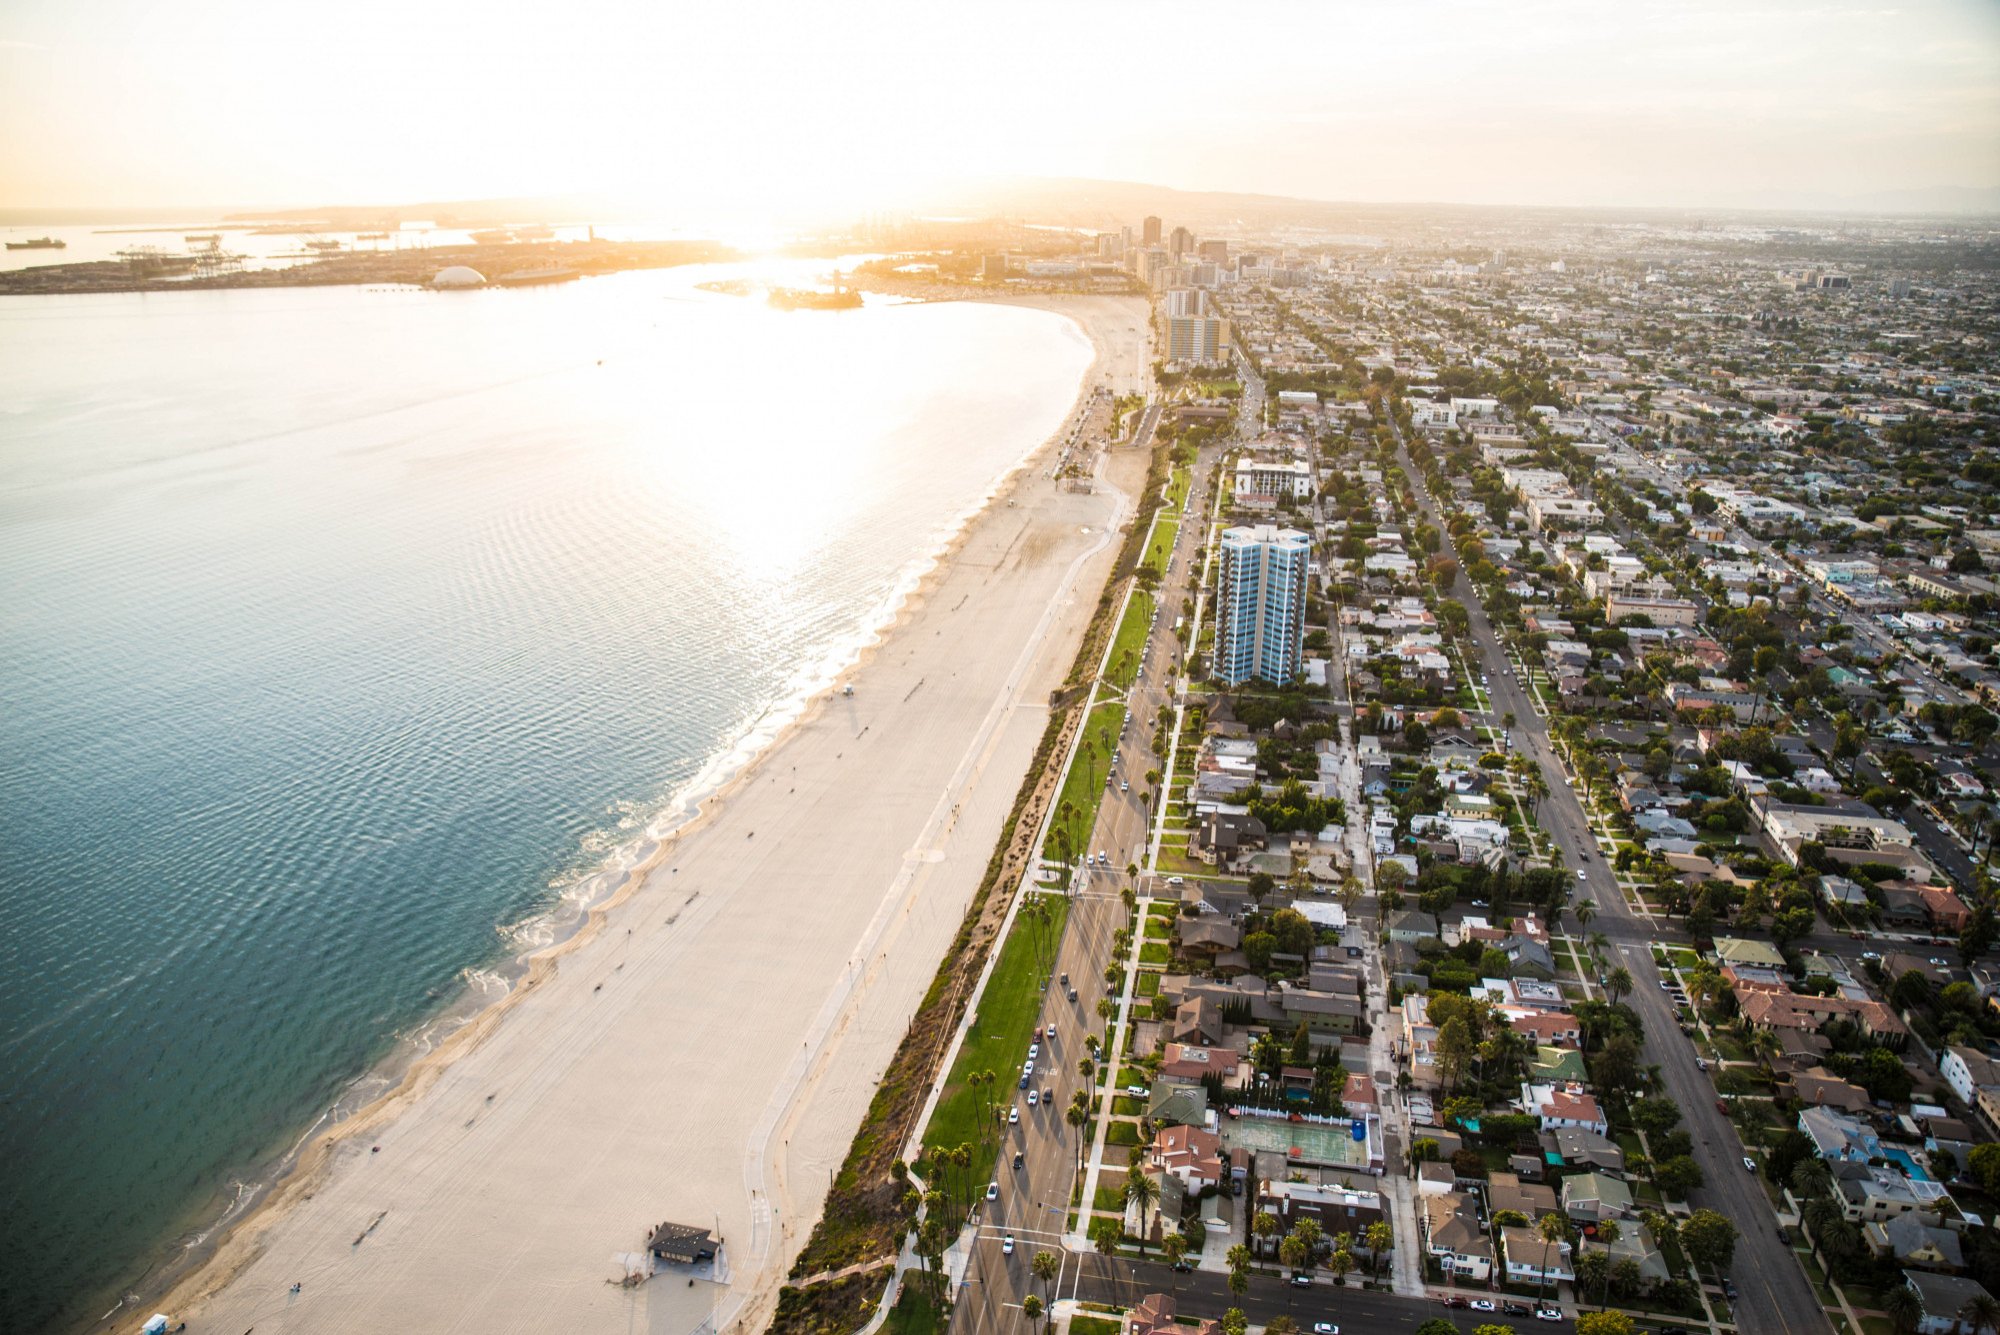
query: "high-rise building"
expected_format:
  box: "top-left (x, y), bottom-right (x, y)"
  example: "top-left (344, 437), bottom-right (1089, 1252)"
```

top-left (1169, 226), bottom-right (1194, 260)
top-left (1142, 216), bottom-right (1163, 247)
top-left (1197, 239), bottom-right (1229, 264)
top-left (1163, 314), bottom-right (1229, 363)
top-left (1215, 526), bottom-right (1311, 687)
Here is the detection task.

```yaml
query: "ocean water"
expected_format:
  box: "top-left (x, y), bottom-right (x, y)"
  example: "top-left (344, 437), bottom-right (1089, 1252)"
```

top-left (0, 268), bottom-right (1093, 1332)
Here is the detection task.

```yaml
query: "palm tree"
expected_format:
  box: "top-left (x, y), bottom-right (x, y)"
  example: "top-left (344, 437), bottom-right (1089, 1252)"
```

top-left (1066, 1101), bottom-right (1089, 1173)
top-left (1279, 1233), bottom-right (1308, 1282)
top-left (1882, 1284), bottom-right (1922, 1335)
top-left (1251, 1209), bottom-right (1281, 1259)
top-left (1292, 1216), bottom-right (1323, 1265)
top-left (1022, 1293), bottom-right (1045, 1334)
top-left (1124, 1172), bottom-right (1161, 1252)
top-left (1536, 1211), bottom-right (1569, 1308)
top-left (1959, 1294), bottom-right (2000, 1335)
top-left (1593, 1219), bottom-right (1622, 1309)
top-left (1031, 1249), bottom-right (1059, 1307)
top-left (1077, 1057), bottom-right (1095, 1084)
top-left (1364, 1221), bottom-right (1394, 1282)
top-left (1226, 1242), bottom-right (1252, 1276)
top-left (1573, 898), bottom-right (1597, 932)
top-left (1604, 966), bottom-right (1633, 1005)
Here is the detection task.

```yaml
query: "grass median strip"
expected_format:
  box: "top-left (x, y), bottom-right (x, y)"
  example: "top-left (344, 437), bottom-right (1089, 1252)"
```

top-left (1105, 589), bottom-right (1156, 690)
top-left (1044, 700), bottom-right (1128, 865)
top-left (920, 892), bottom-right (1070, 1182)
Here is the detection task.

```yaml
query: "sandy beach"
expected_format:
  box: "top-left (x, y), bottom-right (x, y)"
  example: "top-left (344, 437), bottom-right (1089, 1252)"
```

top-left (153, 294), bottom-right (1150, 1335)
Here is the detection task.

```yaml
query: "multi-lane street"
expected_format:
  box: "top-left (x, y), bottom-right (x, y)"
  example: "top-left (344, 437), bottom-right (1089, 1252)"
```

top-left (1392, 433), bottom-right (1833, 1335)
top-left (955, 412), bottom-right (1222, 1335)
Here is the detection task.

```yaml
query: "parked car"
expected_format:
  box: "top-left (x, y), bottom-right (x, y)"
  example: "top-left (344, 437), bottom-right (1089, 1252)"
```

top-left (1742, 1155), bottom-right (1756, 1171)
top-left (1290, 1274), bottom-right (1312, 1288)
top-left (1009, 1107), bottom-right (1019, 1124)
top-left (1013, 1151), bottom-right (1024, 1169)
top-left (986, 1182), bottom-right (998, 1200)
top-left (1503, 1304), bottom-right (1530, 1316)
top-left (1470, 1299), bottom-right (1496, 1312)
top-left (1535, 1310), bottom-right (1564, 1323)
top-left (1125, 1084), bottom-right (1147, 1096)
top-left (1310, 1325), bottom-right (1338, 1334)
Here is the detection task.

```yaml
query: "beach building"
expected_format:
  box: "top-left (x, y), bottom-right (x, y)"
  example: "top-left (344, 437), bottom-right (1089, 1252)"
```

top-left (1215, 525), bottom-right (1310, 687)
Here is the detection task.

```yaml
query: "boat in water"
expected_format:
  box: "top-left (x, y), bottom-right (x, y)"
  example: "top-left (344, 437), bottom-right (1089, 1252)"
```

top-left (185, 233), bottom-right (221, 245)
top-left (6, 236), bottom-right (66, 250)
top-left (304, 238), bottom-right (344, 253)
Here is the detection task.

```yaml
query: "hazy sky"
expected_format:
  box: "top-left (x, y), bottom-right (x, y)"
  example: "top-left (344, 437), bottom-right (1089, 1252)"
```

top-left (2, 0), bottom-right (1996, 215)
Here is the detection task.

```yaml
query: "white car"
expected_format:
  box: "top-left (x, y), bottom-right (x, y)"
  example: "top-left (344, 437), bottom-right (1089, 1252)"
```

top-left (1028, 1090), bottom-right (1039, 1106)
top-left (986, 1181), bottom-right (998, 1201)
top-left (1535, 1310), bottom-right (1564, 1323)
top-left (1009, 1107), bottom-right (1019, 1124)
top-left (1002, 1234), bottom-right (1015, 1255)
top-left (1743, 1156), bottom-right (1757, 1172)
top-left (1470, 1299), bottom-right (1496, 1312)
top-left (1311, 1326), bottom-right (1339, 1335)
top-left (1028, 1043), bottom-right (1039, 1059)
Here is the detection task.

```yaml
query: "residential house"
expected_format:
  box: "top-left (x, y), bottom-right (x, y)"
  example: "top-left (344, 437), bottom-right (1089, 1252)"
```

top-left (1831, 1161), bottom-right (1952, 1223)
top-left (1864, 1215), bottom-right (1965, 1271)
top-left (1523, 1082), bottom-right (1608, 1134)
top-left (1940, 1046), bottom-right (2000, 1129)
top-left (1151, 1124), bottom-right (1224, 1191)
top-left (1561, 1170), bottom-right (1635, 1222)
top-left (1500, 1225), bottom-right (1574, 1287)
top-left (1486, 1171), bottom-right (1558, 1222)
top-left (1421, 1191), bottom-right (1493, 1282)
top-left (1799, 1105), bottom-right (1883, 1163)
top-left (1904, 1271), bottom-right (1999, 1335)
top-left (1545, 1127), bottom-right (1625, 1174)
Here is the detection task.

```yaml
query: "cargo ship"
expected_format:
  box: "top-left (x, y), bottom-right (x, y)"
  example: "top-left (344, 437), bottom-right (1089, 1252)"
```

top-left (6, 236), bottom-right (66, 250)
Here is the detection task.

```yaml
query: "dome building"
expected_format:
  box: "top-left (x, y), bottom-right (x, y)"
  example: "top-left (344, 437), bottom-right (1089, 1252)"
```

top-left (430, 265), bottom-right (486, 289)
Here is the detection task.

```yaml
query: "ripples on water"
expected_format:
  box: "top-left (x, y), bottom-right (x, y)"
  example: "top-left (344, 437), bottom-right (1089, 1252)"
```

top-left (0, 267), bottom-right (1092, 1331)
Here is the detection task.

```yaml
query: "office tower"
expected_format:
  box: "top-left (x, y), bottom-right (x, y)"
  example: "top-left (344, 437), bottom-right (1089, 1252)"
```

top-left (1142, 216), bottom-right (1162, 247)
top-left (1169, 226), bottom-right (1193, 260)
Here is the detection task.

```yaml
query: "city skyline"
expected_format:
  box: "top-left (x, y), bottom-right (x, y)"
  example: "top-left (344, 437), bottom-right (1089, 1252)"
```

top-left (2, 0), bottom-right (1998, 216)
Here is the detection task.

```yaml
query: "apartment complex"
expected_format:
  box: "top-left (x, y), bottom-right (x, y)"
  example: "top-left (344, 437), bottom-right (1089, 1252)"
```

top-left (1215, 525), bottom-right (1310, 687)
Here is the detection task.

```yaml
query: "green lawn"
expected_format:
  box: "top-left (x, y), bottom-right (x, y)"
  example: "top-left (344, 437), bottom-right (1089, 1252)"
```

top-left (1107, 1121), bottom-right (1141, 1147)
top-left (921, 894), bottom-right (1071, 1180)
top-left (1136, 973), bottom-right (1160, 997)
top-left (886, 1278), bottom-right (946, 1335)
top-left (1072, 1318), bottom-right (1123, 1335)
top-left (1141, 520), bottom-right (1179, 580)
top-left (1106, 590), bottom-right (1157, 690)
top-left (1166, 466), bottom-right (1192, 512)
top-left (1112, 1096), bottom-right (1144, 1117)
top-left (1139, 942), bottom-right (1170, 965)
top-left (1143, 917), bottom-right (1171, 941)
top-left (1045, 701), bottom-right (1128, 864)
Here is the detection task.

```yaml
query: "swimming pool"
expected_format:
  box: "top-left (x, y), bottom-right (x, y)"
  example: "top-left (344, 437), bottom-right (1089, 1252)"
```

top-left (1879, 1147), bottom-right (1931, 1182)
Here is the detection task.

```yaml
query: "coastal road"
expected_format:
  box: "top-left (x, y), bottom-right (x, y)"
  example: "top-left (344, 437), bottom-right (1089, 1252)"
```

top-left (957, 429), bottom-right (1221, 1335)
top-left (1392, 433), bottom-right (1831, 1335)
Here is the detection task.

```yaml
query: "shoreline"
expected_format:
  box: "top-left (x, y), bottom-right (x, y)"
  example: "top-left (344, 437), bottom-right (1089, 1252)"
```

top-left (125, 293), bottom-right (1147, 1335)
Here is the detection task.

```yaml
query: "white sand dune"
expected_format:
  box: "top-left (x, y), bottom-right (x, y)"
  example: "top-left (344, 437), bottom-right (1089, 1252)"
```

top-left (160, 295), bottom-right (1150, 1335)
